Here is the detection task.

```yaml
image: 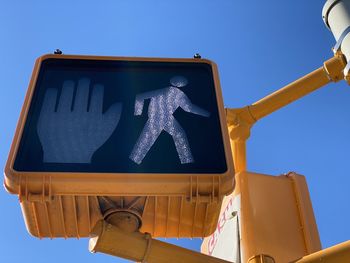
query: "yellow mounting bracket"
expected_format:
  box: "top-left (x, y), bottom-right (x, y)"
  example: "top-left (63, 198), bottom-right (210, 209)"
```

top-left (226, 106), bottom-right (256, 173)
top-left (226, 53), bottom-right (346, 173)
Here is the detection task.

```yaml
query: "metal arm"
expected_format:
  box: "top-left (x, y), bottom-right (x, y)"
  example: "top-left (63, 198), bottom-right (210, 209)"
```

top-left (295, 240), bottom-right (350, 263)
top-left (89, 220), bottom-right (231, 263)
top-left (226, 54), bottom-right (346, 173)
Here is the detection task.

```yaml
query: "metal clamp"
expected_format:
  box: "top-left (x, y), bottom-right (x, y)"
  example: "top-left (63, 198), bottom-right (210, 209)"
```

top-left (333, 26), bottom-right (350, 76)
top-left (344, 61), bottom-right (350, 77)
top-left (333, 26), bottom-right (350, 52)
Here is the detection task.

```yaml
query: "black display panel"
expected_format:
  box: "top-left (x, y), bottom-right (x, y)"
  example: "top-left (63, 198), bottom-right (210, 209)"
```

top-left (14, 58), bottom-right (227, 174)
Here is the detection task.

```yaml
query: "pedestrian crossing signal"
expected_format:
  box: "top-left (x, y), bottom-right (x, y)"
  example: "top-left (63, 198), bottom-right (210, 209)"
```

top-left (4, 54), bottom-right (234, 238)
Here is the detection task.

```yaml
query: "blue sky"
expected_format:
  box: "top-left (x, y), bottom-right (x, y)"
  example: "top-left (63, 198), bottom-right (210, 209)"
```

top-left (1, 1), bottom-right (349, 262)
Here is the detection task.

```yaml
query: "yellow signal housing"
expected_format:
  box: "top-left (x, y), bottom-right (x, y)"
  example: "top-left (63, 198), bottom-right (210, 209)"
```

top-left (4, 54), bottom-right (235, 238)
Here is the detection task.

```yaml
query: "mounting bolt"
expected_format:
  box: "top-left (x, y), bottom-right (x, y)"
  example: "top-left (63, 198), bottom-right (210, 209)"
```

top-left (54, 49), bottom-right (63, 55)
top-left (194, 53), bottom-right (201, 59)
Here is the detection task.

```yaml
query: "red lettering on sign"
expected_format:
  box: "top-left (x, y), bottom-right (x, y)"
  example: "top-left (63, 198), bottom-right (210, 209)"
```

top-left (207, 197), bottom-right (234, 254)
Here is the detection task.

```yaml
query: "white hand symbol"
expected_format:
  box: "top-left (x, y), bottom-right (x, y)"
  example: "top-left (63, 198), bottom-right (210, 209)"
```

top-left (37, 78), bottom-right (122, 163)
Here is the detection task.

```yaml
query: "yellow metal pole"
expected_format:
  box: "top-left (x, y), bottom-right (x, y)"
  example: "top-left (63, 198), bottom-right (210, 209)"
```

top-left (226, 54), bottom-right (345, 173)
top-left (249, 54), bottom-right (345, 121)
top-left (226, 106), bottom-right (256, 173)
top-left (89, 220), bottom-right (232, 263)
top-left (294, 240), bottom-right (350, 263)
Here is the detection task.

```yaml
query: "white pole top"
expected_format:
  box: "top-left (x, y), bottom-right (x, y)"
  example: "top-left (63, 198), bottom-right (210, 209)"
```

top-left (323, 0), bottom-right (350, 75)
top-left (323, 0), bottom-right (342, 29)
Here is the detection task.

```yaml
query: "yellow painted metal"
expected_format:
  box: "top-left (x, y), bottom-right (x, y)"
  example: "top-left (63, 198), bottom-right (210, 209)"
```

top-left (294, 240), bottom-right (350, 263)
top-left (248, 254), bottom-right (275, 263)
top-left (201, 172), bottom-right (321, 262)
top-left (226, 107), bottom-right (255, 173)
top-left (226, 54), bottom-right (345, 173)
top-left (249, 54), bottom-right (345, 121)
top-left (239, 172), bottom-right (321, 262)
top-left (89, 220), bottom-right (232, 263)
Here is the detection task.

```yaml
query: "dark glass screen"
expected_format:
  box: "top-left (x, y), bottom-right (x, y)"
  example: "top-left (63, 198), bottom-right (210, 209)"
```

top-left (14, 58), bottom-right (227, 174)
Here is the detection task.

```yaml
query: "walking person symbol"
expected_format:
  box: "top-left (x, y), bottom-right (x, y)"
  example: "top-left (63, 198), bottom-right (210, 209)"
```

top-left (129, 76), bottom-right (210, 165)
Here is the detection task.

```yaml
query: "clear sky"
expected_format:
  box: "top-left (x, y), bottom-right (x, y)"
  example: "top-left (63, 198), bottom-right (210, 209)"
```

top-left (1, 1), bottom-right (349, 262)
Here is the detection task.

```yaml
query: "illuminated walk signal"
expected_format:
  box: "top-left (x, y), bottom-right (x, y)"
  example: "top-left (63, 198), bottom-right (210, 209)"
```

top-left (4, 54), bottom-right (234, 238)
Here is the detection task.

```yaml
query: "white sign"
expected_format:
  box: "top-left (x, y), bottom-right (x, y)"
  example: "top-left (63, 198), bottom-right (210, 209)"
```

top-left (206, 195), bottom-right (241, 263)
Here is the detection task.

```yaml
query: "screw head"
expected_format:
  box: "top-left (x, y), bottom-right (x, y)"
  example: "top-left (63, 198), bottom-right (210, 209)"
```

top-left (54, 49), bottom-right (63, 55)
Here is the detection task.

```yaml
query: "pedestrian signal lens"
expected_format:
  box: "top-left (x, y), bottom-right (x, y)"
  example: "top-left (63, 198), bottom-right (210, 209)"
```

top-left (14, 58), bottom-right (227, 173)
